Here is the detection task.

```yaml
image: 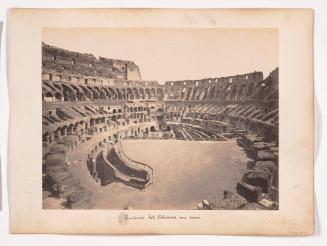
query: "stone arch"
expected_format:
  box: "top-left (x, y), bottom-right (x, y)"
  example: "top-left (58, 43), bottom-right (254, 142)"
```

top-left (44, 92), bottom-right (54, 102)
top-left (156, 87), bottom-right (164, 99)
top-left (90, 118), bottom-right (96, 127)
top-left (180, 87), bottom-right (187, 99)
top-left (207, 86), bottom-right (214, 99)
top-left (116, 88), bottom-right (123, 100)
top-left (238, 84), bottom-right (247, 100)
top-left (87, 86), bottom-right (100, 100)
top-left (186, 87), bottom-right (193, 100)
top-left (97, 87), bottom-right (107, 100)
top-left (199, 87), bottom-right (208, 100)
top-left (145, 88), bottom-right (151, 99)
top-left (68, 123), bottom-right (75, 134)
top-left (139, 88), bottom-right (145, 99)
top-left (54, 92), bottom-right (62, 101)
top-left (230, 85), bottom-right (238, 100)
top-left (80, 86), bottom-right (93, 100)
top-left (193, 87), bottom-right (200, 100)
top-left (255, 84), bottom-right (265, 100)
top-left (246, 83), bottom-right (254, 98)
top-left (132, 88), bottom-right (140, 99)
top-left (102, 87), bottom-right (112, 99)
top-left (120, 88), bottom-right (127, 99)
top-left (70, 85), bottom-right (85, 101)
top-left (62, 84), bottom-right (77, 101)
top-left (108, 87), bottom-right (117, 99)
top-left (150, 88), bottom-right (156, 99)
top-left (94, 87), bottom-right (107, 100)
top-left (126, 87), bottom-right (134, 100)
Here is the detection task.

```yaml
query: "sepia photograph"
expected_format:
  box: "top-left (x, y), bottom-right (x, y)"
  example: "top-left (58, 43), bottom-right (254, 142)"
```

top-left (42, 28), bottom-right (279, 210)
top-left (9, 8), bottom-right (314, 235)
top-left (0, 21), bottom-right (2, 210)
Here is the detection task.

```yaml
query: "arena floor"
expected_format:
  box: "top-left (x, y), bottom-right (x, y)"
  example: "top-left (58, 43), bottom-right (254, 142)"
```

top-left (92, 139), bottom-right (249, 210)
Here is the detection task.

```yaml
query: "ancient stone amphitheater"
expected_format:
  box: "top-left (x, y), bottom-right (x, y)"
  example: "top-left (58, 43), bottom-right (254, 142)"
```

top-left (42, 43), bottom-right (279, 210)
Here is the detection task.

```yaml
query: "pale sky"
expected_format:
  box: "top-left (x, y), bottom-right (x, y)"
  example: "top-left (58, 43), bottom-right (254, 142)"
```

top-left (43, 28), bottom-right (278, 84)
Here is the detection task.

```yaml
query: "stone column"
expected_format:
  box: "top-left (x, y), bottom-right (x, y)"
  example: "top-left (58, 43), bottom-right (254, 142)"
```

top-left (44, 135), bottom-right (50, 146)
top-left (63, 127), bottom-right (68, 136)
top-left (49, 133), bottom-right (55, 143)
top-left (56, 130), bottom-right (62, 140)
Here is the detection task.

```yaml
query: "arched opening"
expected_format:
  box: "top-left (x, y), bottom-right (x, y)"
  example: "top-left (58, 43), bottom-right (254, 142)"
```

top-left (145, 88), bottom-right (151, 99)
top-left (150, 126), bottom-right (156, 132)
top-left (150, 88), bottom-right (156, 99)
top-left (54, 92), bottom-right (62, 101)
top-left (139, 88), bottom-right (145, 99)
top-left (116, 89), bottom-right (123, 99)
top-left (68, 124), bottom-right (75, 134)
top-left (90, 118), bottom-right (96, 126)
top-left (44, 92), bottom-right (54, 102)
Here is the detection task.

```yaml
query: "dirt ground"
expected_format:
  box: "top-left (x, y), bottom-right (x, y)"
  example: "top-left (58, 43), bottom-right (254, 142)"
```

top-left (90, 139), bottom-right (249, 210)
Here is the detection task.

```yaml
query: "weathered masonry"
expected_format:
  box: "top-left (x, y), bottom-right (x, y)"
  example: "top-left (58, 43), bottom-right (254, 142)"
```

top-left (42, 43), bottom-right (278, 210)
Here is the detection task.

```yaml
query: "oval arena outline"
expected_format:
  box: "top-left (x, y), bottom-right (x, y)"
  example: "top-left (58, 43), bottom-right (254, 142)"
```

top-left (42, 43), bottom-right (279, 210)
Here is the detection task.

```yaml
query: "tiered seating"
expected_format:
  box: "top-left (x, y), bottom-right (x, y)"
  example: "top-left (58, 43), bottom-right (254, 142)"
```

top-left (42, 44), bottom-right (163, 208)
top-left (43, 43), bottom-right (279, 210)
top-left (165, 69), bottom-right (279, 210)
top-left (169, 103), bottom-right (278, 142)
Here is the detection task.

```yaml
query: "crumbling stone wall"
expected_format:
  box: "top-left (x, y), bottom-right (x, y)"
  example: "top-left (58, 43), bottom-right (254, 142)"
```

top-left (42, 43), bottom-right (279, 210)
top-left (44, 144), bottom-right (93, 209)
top-left (43, 43), bottom-right (142, 80)
top-left (164, 69), bottom-right (278, 103)
top-left (164, 71), bottom-right (266, 100)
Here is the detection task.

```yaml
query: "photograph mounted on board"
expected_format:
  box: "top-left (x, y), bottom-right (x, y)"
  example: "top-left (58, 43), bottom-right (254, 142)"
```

top-left (42, 28), bottom-right (279, 210)
top-left (0, 22), bottom-right (3, 211)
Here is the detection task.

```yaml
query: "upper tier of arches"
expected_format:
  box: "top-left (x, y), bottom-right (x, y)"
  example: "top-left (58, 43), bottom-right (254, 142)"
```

top-left (42, 75), bottom-right (164, 102)
top-left (164, 68), bottom-right (278, 101)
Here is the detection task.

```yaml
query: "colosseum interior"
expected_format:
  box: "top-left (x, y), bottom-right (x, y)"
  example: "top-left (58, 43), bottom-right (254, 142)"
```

top-left (42, 43), bottom-right (279, 210)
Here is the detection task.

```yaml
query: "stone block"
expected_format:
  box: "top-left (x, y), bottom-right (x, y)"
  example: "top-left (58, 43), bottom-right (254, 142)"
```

top-left (236, 182), bottom-right (263, 202)
top-left (245, 168), bottom-right (271, 193)
top-left (256, 150), bottom-right (275, 161)
top-left (215, 190), bottom-right (247, 210)
top-left (241, 203), bottom-right (267, 210)
top-left (255, 161), bottom-right (275, 173)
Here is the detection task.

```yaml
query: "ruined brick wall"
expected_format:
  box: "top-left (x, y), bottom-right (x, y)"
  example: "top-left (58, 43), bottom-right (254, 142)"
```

top-left (42, 43), bottom-right (142, 81)
top-left (42, 44), bottom-right (164, 102)
top-left (164, 71), bottom-right (264, 101)
top-left (163, 68), bottom-right (279, 143)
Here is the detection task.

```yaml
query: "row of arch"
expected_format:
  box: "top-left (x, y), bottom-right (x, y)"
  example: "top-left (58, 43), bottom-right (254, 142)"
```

top-left (43, 111), bottom-right (153, 144)
top-left (169, 80), bottom-right (277, 101)
top-left (183, 102), bottom-right (278, 141)
top-left (86, 123), bottom-right (157, 161)
top-left (42, 81), bottom-right (165, 102)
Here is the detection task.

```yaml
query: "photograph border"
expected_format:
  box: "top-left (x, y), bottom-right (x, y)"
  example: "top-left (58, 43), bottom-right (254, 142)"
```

top-left (9, 8), bottom-right (314, 235)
